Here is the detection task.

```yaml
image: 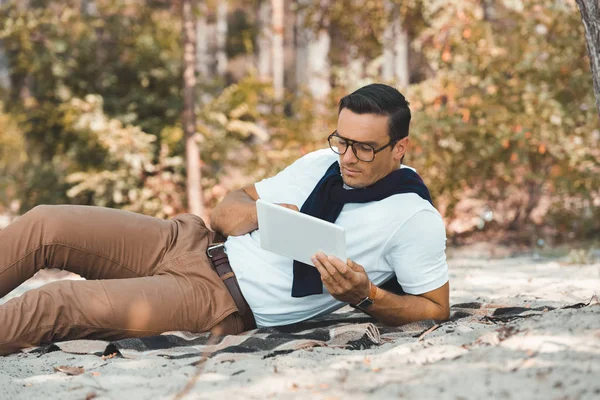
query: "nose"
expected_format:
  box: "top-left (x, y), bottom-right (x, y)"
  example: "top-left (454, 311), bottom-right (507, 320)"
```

top-left (342, 146), bottom-right (358, 164)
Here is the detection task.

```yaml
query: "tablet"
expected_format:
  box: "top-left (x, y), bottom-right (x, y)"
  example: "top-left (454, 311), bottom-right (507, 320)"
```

top-left (256, 199), bottom-right (347, 265)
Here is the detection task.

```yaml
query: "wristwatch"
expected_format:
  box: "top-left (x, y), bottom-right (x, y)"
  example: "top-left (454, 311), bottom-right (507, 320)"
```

top-left (352, 282), bottom-right (378, 311)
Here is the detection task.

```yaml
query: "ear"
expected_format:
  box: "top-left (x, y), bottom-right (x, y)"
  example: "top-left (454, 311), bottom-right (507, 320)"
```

top-left (392, 137), bottom-right (409, 163)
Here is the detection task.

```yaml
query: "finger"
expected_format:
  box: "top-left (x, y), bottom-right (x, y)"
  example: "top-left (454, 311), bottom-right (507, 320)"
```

top-left (311, 255), bottom-right (343, 293)
top-left (346, 258), bottom-right (365, 273)
top-left (277, 203), bottom-right (299, 212)
top-left (317, 253), bottom-right (351, 287)
top-left (325, 255), bottom-right (352, 277)
top-left (327, 256), bottom-right (363, 286)
top-left (338, 259), bottom-right (367, 287)
top-left (319, 256), bottom-right (359, 293)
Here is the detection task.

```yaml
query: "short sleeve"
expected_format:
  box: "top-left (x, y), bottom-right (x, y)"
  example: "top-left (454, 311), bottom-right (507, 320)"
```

top-left (255, 149), bottom-right (337, 207)
top-left (384, 210), bottom-right (449, 295)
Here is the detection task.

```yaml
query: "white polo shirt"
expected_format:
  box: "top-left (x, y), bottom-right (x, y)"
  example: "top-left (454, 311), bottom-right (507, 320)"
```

top-left (225, 149), bottom-right (448, 327)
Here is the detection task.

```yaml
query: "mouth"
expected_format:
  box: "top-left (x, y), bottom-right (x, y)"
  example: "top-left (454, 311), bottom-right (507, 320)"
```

top-left (342, 166), bottom-right (361, 177)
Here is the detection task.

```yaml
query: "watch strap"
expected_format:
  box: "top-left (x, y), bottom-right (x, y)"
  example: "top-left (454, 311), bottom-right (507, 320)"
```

top-left (353, 282), bottom-right (378, 310)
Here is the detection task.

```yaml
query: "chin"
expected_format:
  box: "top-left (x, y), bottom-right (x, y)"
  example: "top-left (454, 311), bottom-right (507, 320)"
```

top-left (342, 177), bottom-right (366, 189)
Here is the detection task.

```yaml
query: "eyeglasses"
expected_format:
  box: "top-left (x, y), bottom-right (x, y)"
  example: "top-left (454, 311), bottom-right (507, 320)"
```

top-left (328, 131), bottom-right (396, 162)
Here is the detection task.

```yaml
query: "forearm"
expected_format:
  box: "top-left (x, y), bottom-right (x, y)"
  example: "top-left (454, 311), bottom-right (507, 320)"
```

top-left (366, 284), bottom-right (450, 326)
top-left (210, 188), bottom-right (258, 237)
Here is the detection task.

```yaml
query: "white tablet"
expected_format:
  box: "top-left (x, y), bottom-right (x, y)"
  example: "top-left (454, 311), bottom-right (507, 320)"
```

top-left (256, 199), bottom-right (347, 265)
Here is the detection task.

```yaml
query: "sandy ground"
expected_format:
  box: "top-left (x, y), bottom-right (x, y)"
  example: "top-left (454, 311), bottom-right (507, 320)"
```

top-left (1, 253), bottom-right (599, 400)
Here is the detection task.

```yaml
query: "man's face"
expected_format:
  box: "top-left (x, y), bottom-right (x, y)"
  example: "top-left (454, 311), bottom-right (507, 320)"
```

top-left (335, 108), bottom-right (408, 188)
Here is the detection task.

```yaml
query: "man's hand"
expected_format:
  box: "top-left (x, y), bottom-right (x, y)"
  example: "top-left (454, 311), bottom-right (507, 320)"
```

top-left (312, 252), bottom-right (450, 326)
top-left (277, 203), bottom-right (299, 212)
top-left (311, 252), bottom-right (370, 304)
top-left (210, 186), bottom-right (260, 237)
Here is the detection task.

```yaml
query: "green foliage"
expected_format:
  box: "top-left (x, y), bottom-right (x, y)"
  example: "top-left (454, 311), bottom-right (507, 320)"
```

top-left (407, 0), bottom-right (600, 238)
top-left (0, 0), bottom-right (183, 213)
top-left (63, 95), bottom-right (185, 218)
top-left (0, 0), bottom-right (597, 242)
top-left (0, 104), bottom-right (25, 211)
top-left (196, 76), bottom-right (325, 207)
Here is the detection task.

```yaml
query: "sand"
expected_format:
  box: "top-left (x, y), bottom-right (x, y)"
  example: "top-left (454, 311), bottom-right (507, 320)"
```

top-left (1, 253), bottom-right (599, 400)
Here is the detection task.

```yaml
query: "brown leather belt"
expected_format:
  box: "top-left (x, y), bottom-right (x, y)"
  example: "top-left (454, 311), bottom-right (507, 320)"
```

top-left (206, 237), bottom-right (256, 332)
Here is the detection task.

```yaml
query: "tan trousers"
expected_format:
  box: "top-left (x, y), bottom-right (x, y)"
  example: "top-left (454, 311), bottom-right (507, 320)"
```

top-left (0, 205), bottom-right (244, 356)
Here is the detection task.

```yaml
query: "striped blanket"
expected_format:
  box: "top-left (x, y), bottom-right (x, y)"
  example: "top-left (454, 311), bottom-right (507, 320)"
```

top-left (30, 302), bottom-right (585, 360)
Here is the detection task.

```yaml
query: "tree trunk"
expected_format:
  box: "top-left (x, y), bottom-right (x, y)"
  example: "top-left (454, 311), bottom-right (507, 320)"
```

top-left (16, 0), bottom-right (28, 10)
top-left (81, 0), bottom-right (96, 15)
top-left (307, 0), bottom-right (330, 102)
top-left (393, 25), bottom-right (409, 88)
top-left (576, 0), bottom-right (600, 117)
top-left (346, 44), bottom-right (365, 85)
top-left (295, 3), bottom-right (309, 91)
top-left (182, 0), bottom-right (204, 217)
top-left (294, 0), bottom-right (330, 101)
top-left (481, 0), bottom-right (497, 22)
top-left (271, 0), bottom-right (284, 101)
top-left (283, 0), bottom-right (296, 94)
top-left (382, 0), bottom-right (409, 88)
top-left (0, 39), bottom-right (8, 90)
top-left (196, 2), bottom-right (210, 79)
top-left (256, 0), bottom-right (272, 80)
top-left (215, 1), bottom-right (228, 78)
top-left (381, 1), bottom-right (395, 82)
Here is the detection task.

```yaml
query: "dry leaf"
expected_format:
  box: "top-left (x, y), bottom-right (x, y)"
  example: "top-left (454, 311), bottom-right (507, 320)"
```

top-left (101, 352), bottom-right (118, 360)
top-left (475, 332), bottom-right (500, 346)
top-left (54, 366), bottom-right (85, 376)
top-left (538, 144), bottom-right (546, 154)
top-left (442, 48), bottom-right (451, 62)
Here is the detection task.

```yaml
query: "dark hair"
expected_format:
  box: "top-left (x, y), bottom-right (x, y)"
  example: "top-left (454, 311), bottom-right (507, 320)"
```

top-left (338, 83), bottom-right (411, 143)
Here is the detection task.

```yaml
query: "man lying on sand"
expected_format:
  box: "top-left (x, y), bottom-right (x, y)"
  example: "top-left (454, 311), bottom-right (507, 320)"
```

top-left (0, 83), bottom-right (449, 356)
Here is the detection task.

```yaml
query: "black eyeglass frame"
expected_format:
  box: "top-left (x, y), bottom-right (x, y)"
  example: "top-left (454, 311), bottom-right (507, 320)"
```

top-left (327, 130), bottom-right (397, 162)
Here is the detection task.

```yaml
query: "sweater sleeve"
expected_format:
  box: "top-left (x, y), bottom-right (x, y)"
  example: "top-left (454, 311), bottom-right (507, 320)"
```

top-left (255, 148), bottom-right (338, 208)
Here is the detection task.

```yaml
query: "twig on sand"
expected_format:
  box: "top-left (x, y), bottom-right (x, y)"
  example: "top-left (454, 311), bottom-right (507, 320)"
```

top-left (172, 333), bottom-right (221, 400)
top-left (562, 294), bottom-right (599, 309)
top-left (417, 324), bottom-right (441, 342)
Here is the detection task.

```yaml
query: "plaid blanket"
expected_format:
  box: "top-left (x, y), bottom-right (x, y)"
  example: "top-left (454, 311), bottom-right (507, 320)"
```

top-left (30, 301), bottom-right (590, 360)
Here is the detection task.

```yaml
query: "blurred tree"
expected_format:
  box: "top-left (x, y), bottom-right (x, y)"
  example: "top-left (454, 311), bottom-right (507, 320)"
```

top-left (256, 0), bottom-right (271, 80)
top-left (409, 0), bottom-right (599, 239)
top-left (196, 2), bottom-right (210, 79)
top-left (0, 0), bottom-right (8, 92)
top-left (0, 0), bottom-right (184, 211)
top-left (576, 0), bottom-right (600, 116)
top-left (216, 1), bottom-right (228, 78)
top-left (64, 95), bottom-right (186, 218)
top-left (271, 0), bottom-right (284, 101)
top-left (0, 41), bottom-right (8, 91)
top-left (481, 0), bottom-right (496, 21)
top-left (0, 103), bottom-right (25, 212)
top-left (382, 0), bottom-right (409, 88)
top-left (182, 0), bottom-right (204, 216)
top-left (296, 0), bottom-right (331, 102)
top-left (0, 0), bottom-right (597, 242)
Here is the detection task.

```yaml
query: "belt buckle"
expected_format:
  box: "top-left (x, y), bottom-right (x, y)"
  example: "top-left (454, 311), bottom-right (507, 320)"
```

top-left (206, 243), bottom-right (225, 258)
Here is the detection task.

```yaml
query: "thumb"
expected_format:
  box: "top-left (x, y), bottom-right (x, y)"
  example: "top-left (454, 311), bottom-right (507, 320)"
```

top-left (347, 259), bottom-right (364, 273)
